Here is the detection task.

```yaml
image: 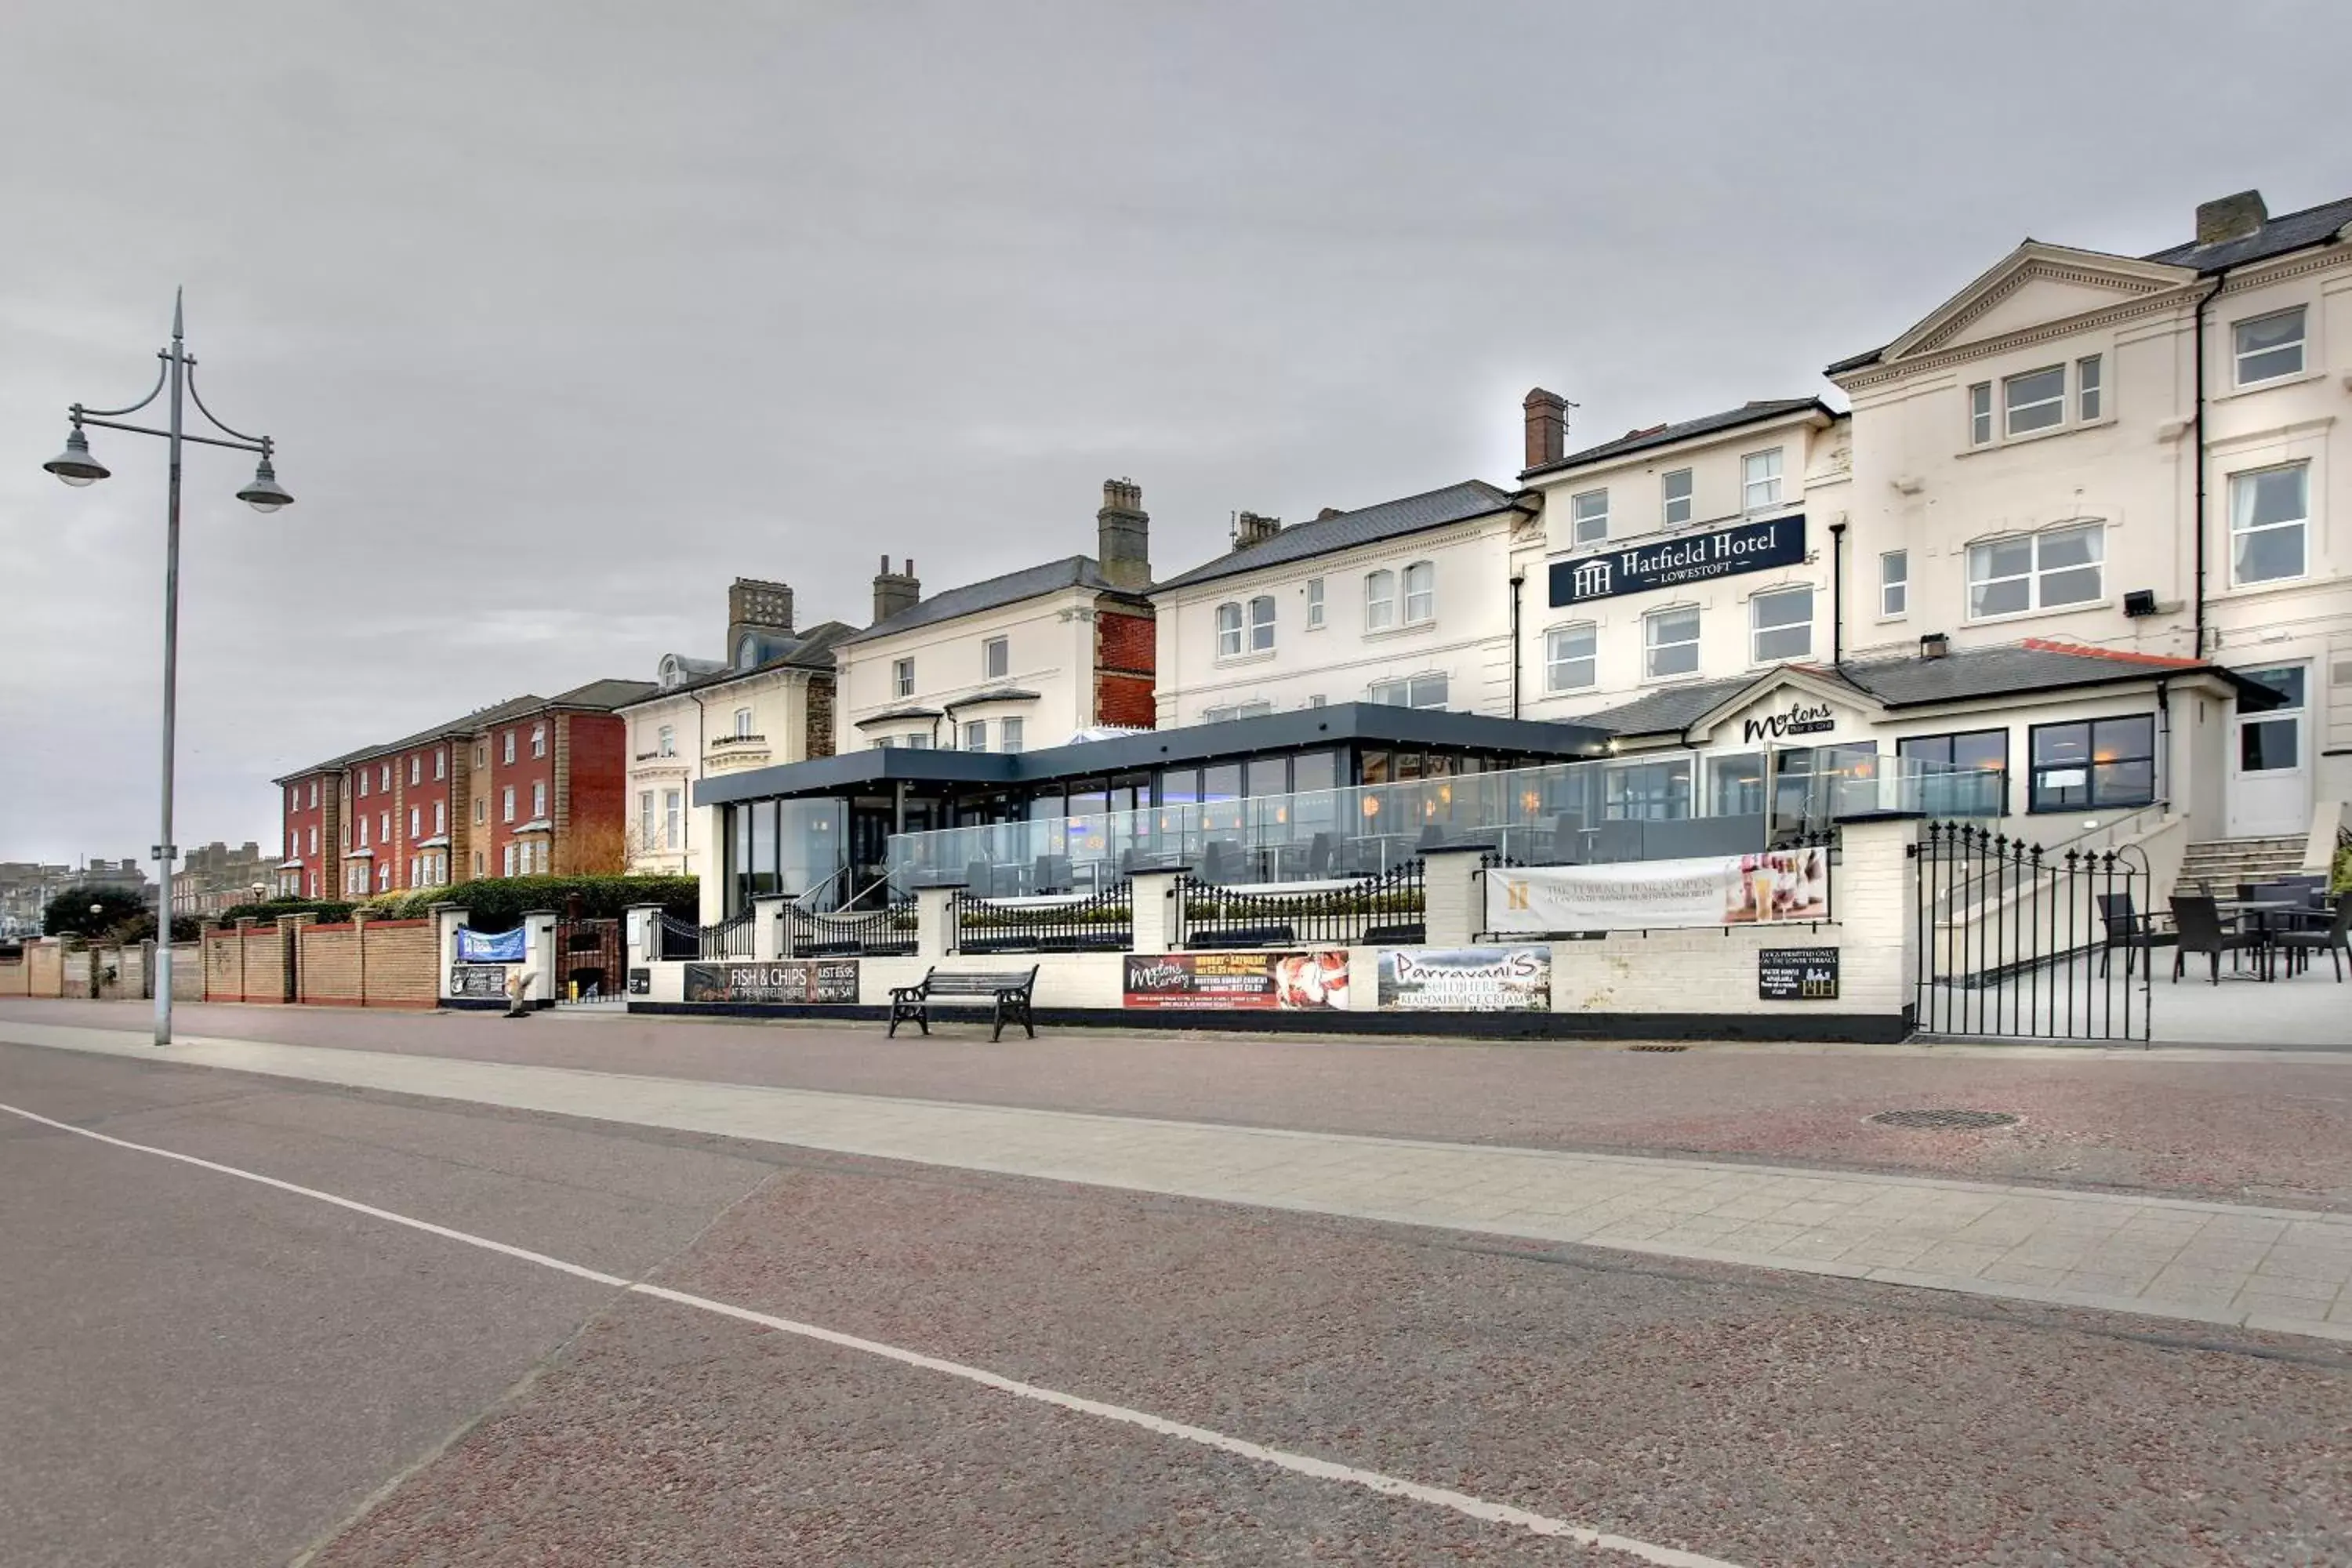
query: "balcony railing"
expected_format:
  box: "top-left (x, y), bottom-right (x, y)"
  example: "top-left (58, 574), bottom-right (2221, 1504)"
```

top-left (1175, 860), bottom-right (1425, 949)
top-left (951, 882), bottom-right (1134, 953)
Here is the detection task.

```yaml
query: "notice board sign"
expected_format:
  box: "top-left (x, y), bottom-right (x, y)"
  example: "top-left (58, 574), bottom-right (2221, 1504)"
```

top-left (683, 960), bottom-right (858, 1004)
top-left (448, 964), bottom-right (509, 999)
top-left (1759, 946), bottom-right (1839, 1001)
top-left (626, 967), bottom-right (651, 996)
top-left (1122, 951), bottom-right (1349, 1011)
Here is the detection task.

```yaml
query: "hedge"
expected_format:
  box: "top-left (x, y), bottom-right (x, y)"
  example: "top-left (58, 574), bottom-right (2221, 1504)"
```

top-left (214, 898), bottom-right (357, 929)
top-left (358, 875), bottom-right (700, 932)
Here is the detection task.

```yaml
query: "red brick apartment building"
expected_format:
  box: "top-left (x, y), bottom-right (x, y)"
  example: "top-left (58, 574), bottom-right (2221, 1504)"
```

top-left (272, 679), bottom-right (652, 899)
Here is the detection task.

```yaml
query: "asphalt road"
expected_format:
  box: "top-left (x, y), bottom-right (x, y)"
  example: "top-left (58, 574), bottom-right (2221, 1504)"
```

top-left (3, 1036), bottom-right (2348, 1566)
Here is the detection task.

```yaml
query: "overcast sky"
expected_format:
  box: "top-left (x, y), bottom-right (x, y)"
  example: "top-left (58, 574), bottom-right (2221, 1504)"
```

top-left (3, 1), bottom-right (2345, 866)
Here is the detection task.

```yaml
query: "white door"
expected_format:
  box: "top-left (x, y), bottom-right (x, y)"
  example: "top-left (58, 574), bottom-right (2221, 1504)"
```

top-left (2227, 663), bottom-right (2310, 837)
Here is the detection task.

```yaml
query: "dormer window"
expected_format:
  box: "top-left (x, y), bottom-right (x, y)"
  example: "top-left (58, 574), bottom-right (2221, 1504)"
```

top-left (737, 633), bottom-right (761, 670)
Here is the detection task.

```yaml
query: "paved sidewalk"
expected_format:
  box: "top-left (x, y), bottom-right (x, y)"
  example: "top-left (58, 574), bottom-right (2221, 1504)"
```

top-left (5, 1018), bottom-right (2348, 1345)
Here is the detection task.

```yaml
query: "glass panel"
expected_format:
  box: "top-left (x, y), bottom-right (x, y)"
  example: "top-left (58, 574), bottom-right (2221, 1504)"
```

top-left (2004, 366), bottom-right (2065, 434)
top-left (1244, 757), bottom-right (1289, 797)
top-left (750, 800), bottom-right (779, 898)
top-left (2233, 524), bottom-right (2303, 584)
top-left (2238, 666), bottom-right (2307, 709)
top-left (1572, 490), bottom-right (1609, 543)
top-left (2234, 308), bottom-right (2304, 382)
top-left (2239, 718), bottom-right (2299, 771)
top-left (2038, 525), bottom-right (2100, 570)
top-left (1291, 751), bottom-right (1338, 793)
top-left (2034, 724), bottom-right (2089, 764)
top-left (1201, 764), bottom-right (1242, 801)
top-left (1360, 750), bottom-right (1390, 786)
top-left (1969, 383), bottom-right (1993, 445)
top-left (2092, 759), bottom-right (2154, 804)
top-left (1662, 469), bottom-right (1692, 524)
top-left (1951, 731), bottom-right (2009, 772)
top-left (1156, 770), bottom-right (1198, 808)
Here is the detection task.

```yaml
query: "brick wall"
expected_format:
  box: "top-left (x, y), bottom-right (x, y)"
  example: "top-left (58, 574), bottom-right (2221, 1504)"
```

top-left (361, 920), bottom-right (438, 1007)
top-left (1094, 607), bottom-right (1156, 729)
top-left (804, 675), bottom-right (836, 760)
top-left (202, 924), bottom-right (293, 1003)
top-left (559, 712), bottom-right (628, 873)
top-left (29, 942), bottom-right (61, 998)
top-left (62, 949), bottom-right (94, 999)
top-left (0, 956), bottom-right (26, 996)
top-left (299, 924), bottom-right (364, 1006)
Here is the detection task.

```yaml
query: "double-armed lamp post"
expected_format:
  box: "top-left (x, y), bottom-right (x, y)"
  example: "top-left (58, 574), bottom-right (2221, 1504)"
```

top-left (43, 290), bottom-right (292, 1046)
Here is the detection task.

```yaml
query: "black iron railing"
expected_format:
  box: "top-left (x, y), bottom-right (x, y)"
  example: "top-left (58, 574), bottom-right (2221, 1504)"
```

top-left (657, 910), bottom-right (753, 961)
top-left (1176, 861), bottom-right (1424, 949)
top-left (951, 882), bottom-right (1133, 953)
top-left (786, 899), bottom-right (918, 957)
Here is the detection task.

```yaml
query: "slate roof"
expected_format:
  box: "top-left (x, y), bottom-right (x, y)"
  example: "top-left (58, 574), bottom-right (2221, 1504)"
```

top-left (1150, 481), bottom-right (1517, 593)
top-left (277, 681), bottom-right (657, 781)
top-left (840, 556), bottom-right (1139, 644)
top-left (619, 620), bottom-right (861, 707)
top-left (1519, 401), bottom-right (1830, 481)
top-left (1576, 640), bottom-right (2238, 739)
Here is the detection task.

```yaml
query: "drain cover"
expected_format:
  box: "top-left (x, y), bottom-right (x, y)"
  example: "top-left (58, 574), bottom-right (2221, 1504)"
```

top-left (1628, 1044), bottom-right (1690, 1053)
top-left (1870, 1109), bottom-right (2018, 1131)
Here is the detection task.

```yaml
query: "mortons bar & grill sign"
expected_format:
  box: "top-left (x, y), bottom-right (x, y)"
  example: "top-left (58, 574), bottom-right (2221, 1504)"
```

top-left (1549, 514), bottom-right (1806, 607)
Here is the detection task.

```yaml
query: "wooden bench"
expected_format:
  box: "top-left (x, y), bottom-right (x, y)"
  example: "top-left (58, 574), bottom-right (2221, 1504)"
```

top-left (887, 964), bottom-right (1040, 1041)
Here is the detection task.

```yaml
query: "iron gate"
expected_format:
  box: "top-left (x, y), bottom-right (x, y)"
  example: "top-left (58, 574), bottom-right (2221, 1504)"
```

top-left (1911, 821), bottom-right (2151, 1042)
top-left (551, 917), bottom-right (622, 1004)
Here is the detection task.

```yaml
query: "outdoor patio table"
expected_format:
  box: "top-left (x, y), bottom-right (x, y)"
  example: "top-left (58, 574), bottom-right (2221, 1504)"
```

top-left (2216, 898), bottom-right (2303, 981)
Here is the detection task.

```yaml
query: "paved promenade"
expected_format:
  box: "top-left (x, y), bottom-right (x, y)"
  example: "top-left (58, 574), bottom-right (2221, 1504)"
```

top-left (6, 1015), bottom-right (2347, 1344)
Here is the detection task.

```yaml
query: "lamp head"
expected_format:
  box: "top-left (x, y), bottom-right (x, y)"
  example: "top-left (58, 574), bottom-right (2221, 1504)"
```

top-left (44, 427), bottom-right (110, 487)
top-left (237, 456), bottom-right (293, 514)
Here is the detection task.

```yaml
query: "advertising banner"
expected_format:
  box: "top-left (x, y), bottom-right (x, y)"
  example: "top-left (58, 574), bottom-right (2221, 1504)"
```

top-left (1376, 947), bottom-right (1552, 1012)
top-left (448, 964), bottom-right (510, 999)
top-left (683, 960), bottom-right (859, 1004)
top-left (1484, 846), bottom-right (1829, 934)
top-left (456, 927), bottom-right (527, 964)
top-left (1123, 951), bottom-right (1349, 1011)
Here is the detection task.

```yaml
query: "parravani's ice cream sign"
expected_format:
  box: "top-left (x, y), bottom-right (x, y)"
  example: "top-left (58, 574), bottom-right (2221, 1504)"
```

top-left (1548, 514), bottom-right (1806, 607)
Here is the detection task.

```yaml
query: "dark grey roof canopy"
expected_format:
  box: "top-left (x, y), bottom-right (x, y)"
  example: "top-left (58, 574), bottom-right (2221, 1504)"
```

top-left (1151, 481), bottom-right (1518, 593)
top-left (1519, 400), bottom-right (1830, 481)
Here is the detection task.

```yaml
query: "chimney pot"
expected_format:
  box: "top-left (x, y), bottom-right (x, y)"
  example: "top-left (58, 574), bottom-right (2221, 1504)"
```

top-left (1096, 477), bottom-right (1151, 590)
top-left (1523, 387), bottom-right (1568, 472)
top-left (872, 557), bottom-right (921, 626)
top-left (1232, 511), bottom-right (1282, 551)
top-left (2194, 189), bottom-right (2267, 246)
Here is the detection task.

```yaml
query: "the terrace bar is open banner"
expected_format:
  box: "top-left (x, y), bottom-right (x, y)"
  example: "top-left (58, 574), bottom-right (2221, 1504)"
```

top-left (1484, 846), bottom-right (1828, 934)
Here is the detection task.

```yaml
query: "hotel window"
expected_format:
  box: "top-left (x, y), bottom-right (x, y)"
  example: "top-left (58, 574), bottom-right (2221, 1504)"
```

top-left (1545, 622), bottom-right (1596, 691)
top-left (308, 781), bottom-right (318, 808)
top-left (1644, 607), bottom-right (1701, 678)
top-left (409, 757), bottom-right (421, 786)
top-left (474, 798), bottom-right (486, 825)
top-left (307, 826), bottom-right (317, 855)
top-left (502, 731), bottom-right (516, 764)
top-left (1898, 728), bottom-right (2010, 815)
top-left (893, 657), bottom-right (915, 697)
top-left (639, 791), bottom-right (655, 847)
top-left (1662, 468), bottom-right (1693, 526)
top-left (379, 862), bottom-right (391, 891)
top-left (532, 781), bottom-right (546, 818)
top-left (1968, 523), bottom-right (2103, 618)
top-left (434, 750), bottom-right (446, 780)
top-left (2233, 306), bottom-right (2305, 385)
top-left (1248, 594), bottom-right (1276, 652)
top-left (656, 724), bottom-right (674, 757)
top-left (503, 844), bottom-right (517, 877)
top-left (2003, 365), bottom-right (2066, 437)
top-left (964, 720), bottom-right (987, 753)
top-left (289, 786), bottom-right (299, 811)
top-left (501, 786), bottom-right (516, 823)
top-left (530, 723), bottom-right (546, 759)
top-left (1880, 550), bottom-right (1908, 617)
top-left (1402, 561), bottom-right (1436, 624)
top-left (733, 706), bottom-right (753, 738)
top-left (1968, 383), bottom-right (1993, 445)
top-left (1741, 448), bottom-right (1782, 511)
top-left (1750, 586), bottom-right (1813, 662)
top-left (379, 811), bottom-right (390, 842)
top-left (358, 816), bottom-right (369, 848)
top-left (1367, 672), bottom-right (1449, 710)
top-left (664, 790), bottom-right (681, 848)
top-left (408, 807), bottom-right (421, 838)
top-left (2028, 715), bottom-right (2155, 812)
top-left (2077, 355), bottom-right (2102, 421)
top-left (1364, 569), bottom-right (1396, 630)
top-left (1215, 601), bottom-right (1244, 656)
top-left (983, 636), bottom-right (1010, 680)
top-left (1001, 717), bottom-right (1025, 753)
top-left (2230, 463), bottom-right (2308, 585)
top-left (379, 763), bottom-right (391, 790)
top-left (474, 742), bottom-right (486, 768)
top-left (358, 772), bottom-right (368, 799)
top-left (472, 852), bottom-right (483, 878)
top-left (1570, 489), bottom-right (1609, 546)
top-left (434, 800), bottom-right (445, 834)
top-left (1305, 577), bottom-right (1325, 629)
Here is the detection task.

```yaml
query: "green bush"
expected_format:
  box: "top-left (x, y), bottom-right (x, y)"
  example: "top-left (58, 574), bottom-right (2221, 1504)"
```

top-left (363, 875), bottom-right (700, 933)
top-left (2333, 843), bottom-right (2350, 895)
top-left (214, 898), bottom-right (356, 929)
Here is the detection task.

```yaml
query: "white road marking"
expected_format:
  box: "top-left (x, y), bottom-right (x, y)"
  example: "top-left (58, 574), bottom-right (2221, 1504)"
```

top-left (2, 1097), bottom-right (1743, 1567)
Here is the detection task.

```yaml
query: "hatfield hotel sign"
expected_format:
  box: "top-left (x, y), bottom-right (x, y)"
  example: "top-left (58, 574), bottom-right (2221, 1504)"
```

top-left (1549, 514), bottom-right (1806, 608)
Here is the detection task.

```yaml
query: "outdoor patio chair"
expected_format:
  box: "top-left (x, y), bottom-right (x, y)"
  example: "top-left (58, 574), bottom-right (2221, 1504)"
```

top-left (2095, 891), bottom-right (2174, 978)
top-left (2274, 893), bottom-right (2352, 982)
top-left (1305, 832), bottom-right (1335, 878)
top-left (1200, 840), bottom-right (1240, 885)
top-left (962, 859), bottom-right (994, 898)
top-left (2169, 895), bottom-right (2257, 985)
top-left (1031, 854), bottom-right (1074, 894)
top-left (1589, 819), bottom-right (1644, 864)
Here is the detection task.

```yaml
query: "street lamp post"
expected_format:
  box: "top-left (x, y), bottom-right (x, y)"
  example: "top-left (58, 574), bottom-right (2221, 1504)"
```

top-left (44, 290), bottom-right (292, 1047)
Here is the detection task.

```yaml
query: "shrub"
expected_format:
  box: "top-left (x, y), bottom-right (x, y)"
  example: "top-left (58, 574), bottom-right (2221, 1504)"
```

top-left (214, 898), bottom-right (356, 929)
top-left (2333, 843), bottom-right (2350, 895)
top-left (384, 874), bottom-right (700, 933)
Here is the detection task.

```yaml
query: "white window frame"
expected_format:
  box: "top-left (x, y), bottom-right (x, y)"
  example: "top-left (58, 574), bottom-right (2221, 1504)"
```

top-left (2232, 306), bottom-right (2306, 387)
top-left (1367, 672), bottom-right (1449, 710)
top-left (408, 806), bottom-right (421, 838)
top-left (1661, 469), bottom-right (1693, 526)
top-left (307, 826), bottom-right (317, 855)
top-left (530, 723), bottom-right (546, 760)
top-left (2003, 365), bottom-right (2067, 437)
top-left (379, 763), bottom-right (390, 790)
top-left (1000, 717), bottom-right (1025, 753)
top-left (893, 657), bottom-right (915, 698)
top-left (982, 636), bottom-right (1010, 681)
top-left (1644, 606), bottom-right (1701, 680)
top-left (503, 844), bottom-right (517, 878)
top-left (2228, 462), bottom-right (2309, 586)
top-left (733, 706), bottom-right (753, 738)
top-left (532, 781), bottom-right (546, 818)
top-left (409, 757), bottom-right (421, 786)
top-left (1545, 622), bottom-right (1596, 692)
top-left (656, 724), bottom-right (674, 757)
top-left (501, 786), bottom-right (516, 823)
top-left (1247, 594), bottom-right (1276, 652)
top-left (2076, 355), bottom-right (2102, 422)
top-left (663, 789), bottom-right (681, 848)
top-left (1965, 522), bottom-right (2105, 620)
top-left (1364, 569), bottom-right (1396, 631)
top-left (1741, 449), bottom-right (1782, 512)
top-left (502, 731), bottom-right (516, 765)
top-left (379, 810), bottom-right (390, 843)
top-left (1968, 383), bottom-right (1993, 446)
top-left (474, 798), bottom-right (486, 825)
top-left (1305, 577), bottom-right (1325, 630)
top-left (640, 791), bottom-right (657, 848)
top-left (963, 719), bottom-right (987, 753)
top-left (1879, 550), bottom-right (1908, 619)
top-left (1401, 561), bottom-right (1436, 625)
top-left (1749, 586), bottom-right (1815, 663)
top-left (434, 800), bottom-right (445, 834)
top-left (1214, 601), bottom-right (1244, 657)
top-left (308, 781), bottom-right (318, 808)
top-left (1570, 489), bottom-right (1609, 546)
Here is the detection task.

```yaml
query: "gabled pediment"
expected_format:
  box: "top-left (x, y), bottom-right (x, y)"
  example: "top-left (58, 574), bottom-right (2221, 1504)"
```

top-left (1880, 242), bottom-right (2198, 364)
top-left (1686, 667), bottom-right (1885, 747)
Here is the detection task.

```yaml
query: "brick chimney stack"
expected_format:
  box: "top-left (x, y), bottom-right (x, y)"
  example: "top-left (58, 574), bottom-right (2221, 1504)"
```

top-left (2194, 189), bottom-right (2267, 245)
top-left (726, 577), bottom-right (794, 656)
top-left (872, 556), bottom-right (920, 626)
top-left (1523, 388), bottom-right (1568, 471)
top-left (1231, 511), bottom-right (1282, 551)
top-left (1096, 477), bottom-right (1151, 590)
